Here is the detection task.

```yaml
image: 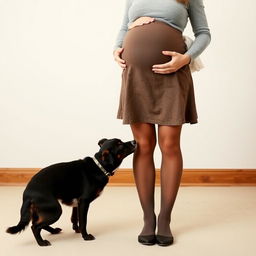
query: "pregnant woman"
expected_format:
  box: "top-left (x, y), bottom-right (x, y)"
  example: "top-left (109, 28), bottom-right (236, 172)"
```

top-left (113, 0), bottom-right (211, 246)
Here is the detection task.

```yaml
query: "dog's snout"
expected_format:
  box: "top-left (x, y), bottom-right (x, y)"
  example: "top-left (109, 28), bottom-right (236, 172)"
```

top-left (131, 140), bottom-right (137, 146)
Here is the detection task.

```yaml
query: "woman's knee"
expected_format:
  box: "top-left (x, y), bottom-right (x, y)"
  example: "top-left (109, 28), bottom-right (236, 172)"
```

top-left (130, 123), bottom-right (156, 155)
top-left (136, 138), bottom-right (156, 155)
top-left (159, 140), bottom-right (181, 156)
top-left (158, 125), bottom-right (182, 156)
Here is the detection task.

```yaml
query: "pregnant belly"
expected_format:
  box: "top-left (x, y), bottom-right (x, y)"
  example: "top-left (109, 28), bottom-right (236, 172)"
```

top-left (121, 20), bottom-right (186, 69)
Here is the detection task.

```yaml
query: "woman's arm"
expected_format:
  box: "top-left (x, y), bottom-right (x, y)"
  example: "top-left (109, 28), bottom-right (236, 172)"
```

top-left (113, 0), bottom-right (132, 52)
top-left (184, 0), bottom-right (211, 60)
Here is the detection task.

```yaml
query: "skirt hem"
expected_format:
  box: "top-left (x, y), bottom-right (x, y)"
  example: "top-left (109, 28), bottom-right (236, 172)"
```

top-left (116, 116), bottom-right (198, 126)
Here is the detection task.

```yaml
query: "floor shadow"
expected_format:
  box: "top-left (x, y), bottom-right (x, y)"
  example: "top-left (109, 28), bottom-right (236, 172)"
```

top-left (172, 196), bottom-right (255, 237)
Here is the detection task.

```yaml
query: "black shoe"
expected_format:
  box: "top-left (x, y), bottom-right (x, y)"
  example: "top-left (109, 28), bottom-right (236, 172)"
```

top-left (138, 234), bottom-right (156, 246)
top-left (156, 235), bottom-right (174, 246)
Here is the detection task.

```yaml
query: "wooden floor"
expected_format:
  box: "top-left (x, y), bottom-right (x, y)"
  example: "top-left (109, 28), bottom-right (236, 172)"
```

top-left (1, 168), bottom-right (256, 186)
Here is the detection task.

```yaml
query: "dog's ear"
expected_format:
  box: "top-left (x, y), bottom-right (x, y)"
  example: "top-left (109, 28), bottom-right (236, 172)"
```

top-left (98, 138), bottom-right (107, 147)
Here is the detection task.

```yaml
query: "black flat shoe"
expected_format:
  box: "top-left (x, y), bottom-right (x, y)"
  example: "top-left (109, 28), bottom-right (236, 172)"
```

top-left (138, 234), bottom-right (156, 246)
top-left (156, 235), bottom-right (174, 246)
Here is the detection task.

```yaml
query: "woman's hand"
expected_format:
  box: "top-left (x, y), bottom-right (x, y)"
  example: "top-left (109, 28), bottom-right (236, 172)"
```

top-left (128, 17), bottom-right (155, 30)
top-left (152, 51), bottom-right (191, 74)
top-left (113, 47), bottom-right (126, 69)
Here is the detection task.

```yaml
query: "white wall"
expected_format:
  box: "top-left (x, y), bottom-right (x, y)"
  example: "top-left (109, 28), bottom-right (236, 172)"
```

top-left (0, 0), bottom-right (255, 168)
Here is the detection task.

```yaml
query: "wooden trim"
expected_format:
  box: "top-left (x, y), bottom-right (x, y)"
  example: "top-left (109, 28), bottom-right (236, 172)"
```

top-left (1, 168), bottom-right (256, 186)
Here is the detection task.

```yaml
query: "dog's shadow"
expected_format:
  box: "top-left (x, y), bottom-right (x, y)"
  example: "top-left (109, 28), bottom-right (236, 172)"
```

top-left (88, 217), bottom-right (140, 236)
top-left (47, 215), bottom-right (139, 243)
top-left (37, 217), bottom-right (138, 245)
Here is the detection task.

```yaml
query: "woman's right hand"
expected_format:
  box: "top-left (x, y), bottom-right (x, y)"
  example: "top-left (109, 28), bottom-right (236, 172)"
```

top-left (128, 16), bottom-right (155, 30)
top-left (113, 47), bottom-right (126, 69)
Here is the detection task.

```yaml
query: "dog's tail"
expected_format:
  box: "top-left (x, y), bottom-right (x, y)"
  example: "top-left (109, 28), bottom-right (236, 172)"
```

top-left (6, 199), bottom-right (31, 234)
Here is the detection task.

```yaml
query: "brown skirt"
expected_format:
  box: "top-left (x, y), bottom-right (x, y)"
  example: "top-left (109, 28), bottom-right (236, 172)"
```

top-left (117, 20), bottom-right (198, 125)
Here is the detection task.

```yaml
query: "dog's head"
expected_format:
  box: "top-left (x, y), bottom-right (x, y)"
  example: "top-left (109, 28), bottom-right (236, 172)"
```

top-left (94, 138), bottom-right (137, 176)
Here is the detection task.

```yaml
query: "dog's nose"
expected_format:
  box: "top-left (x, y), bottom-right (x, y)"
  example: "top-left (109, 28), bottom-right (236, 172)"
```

top-left (131, 140), bottom-right (137, 146)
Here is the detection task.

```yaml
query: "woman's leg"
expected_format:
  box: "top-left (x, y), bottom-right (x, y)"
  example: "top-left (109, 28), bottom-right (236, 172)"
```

top-left (130, 123), bottom-right (157, 236)
top-left (157, 124), bottom-right (183, 237)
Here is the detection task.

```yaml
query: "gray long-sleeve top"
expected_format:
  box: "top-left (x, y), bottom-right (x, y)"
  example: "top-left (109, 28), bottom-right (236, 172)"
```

top-left (113, 0), bottom-right (211, 60)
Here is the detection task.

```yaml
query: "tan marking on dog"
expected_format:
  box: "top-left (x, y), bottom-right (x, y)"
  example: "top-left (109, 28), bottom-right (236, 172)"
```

top-left (36, 215), bottom-right (44, 224)
top-left (102, 150), bottom-right (109, 161)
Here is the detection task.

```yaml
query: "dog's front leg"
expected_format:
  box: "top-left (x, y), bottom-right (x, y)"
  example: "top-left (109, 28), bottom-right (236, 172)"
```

top-left (78, 199), bottom-right (95, 240)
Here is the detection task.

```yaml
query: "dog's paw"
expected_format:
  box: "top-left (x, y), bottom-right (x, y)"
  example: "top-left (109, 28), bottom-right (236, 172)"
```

top-left (73, 225), bottom-right (80, 233)
top-left (39, 240), bottom-right (51, 246)
top-left (83, 234), bottom-right (95, 240)
top-left (51, 228), bottom-right (62, 234)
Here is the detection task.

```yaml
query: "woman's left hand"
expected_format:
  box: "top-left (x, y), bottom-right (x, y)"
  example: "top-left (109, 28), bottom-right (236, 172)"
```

top-left (152, 51), bottom-right (191, 74)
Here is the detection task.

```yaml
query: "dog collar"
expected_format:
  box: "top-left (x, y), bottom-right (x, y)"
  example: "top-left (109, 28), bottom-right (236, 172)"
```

top-left (92, 156), bottom-right (110, 177)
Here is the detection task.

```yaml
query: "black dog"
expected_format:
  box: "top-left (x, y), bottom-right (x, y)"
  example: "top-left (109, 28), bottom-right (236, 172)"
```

top-left (6, 138), bottom-right (136, 246)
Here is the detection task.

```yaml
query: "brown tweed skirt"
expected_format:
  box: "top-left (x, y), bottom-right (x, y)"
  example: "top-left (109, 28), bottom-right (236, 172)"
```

top-left (117, 20), bottom-right (198, 125)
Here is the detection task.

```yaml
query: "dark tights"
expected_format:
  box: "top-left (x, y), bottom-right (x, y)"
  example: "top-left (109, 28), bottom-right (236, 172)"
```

top-left (130, 123), bottom-right (183, 237)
